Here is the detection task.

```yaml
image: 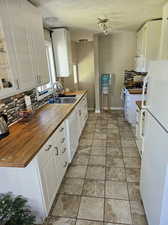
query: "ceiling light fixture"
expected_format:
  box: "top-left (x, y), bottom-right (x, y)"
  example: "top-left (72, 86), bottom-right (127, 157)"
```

top-left (97, 18), bottom-right (110, 35)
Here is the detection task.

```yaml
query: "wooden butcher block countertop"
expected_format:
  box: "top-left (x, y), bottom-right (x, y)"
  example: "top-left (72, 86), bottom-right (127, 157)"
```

top-left (128, 89), bottom-right (143, 94)
top-left (0, 90), bottom-right (87, 168)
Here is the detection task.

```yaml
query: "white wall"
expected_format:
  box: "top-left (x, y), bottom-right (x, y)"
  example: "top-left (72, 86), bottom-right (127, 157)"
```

top-left (99, 31), bottom-right (137, 108)
top-left (70, 30), bottom-right (94, 42)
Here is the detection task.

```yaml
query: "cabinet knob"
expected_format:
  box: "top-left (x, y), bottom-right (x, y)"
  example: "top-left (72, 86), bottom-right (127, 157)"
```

top-left (62, 147), bottom-right (66, 154)
top-left (16, 79), bottom-right (20, 89)
top-left (59, 127), bottom-right (64, 132)
top-left (54, 146), bottom-right (59, 156)
top-left (61, 138), bottom-right (65, 144)
top-left (45, 145), bottom-right (52, 151)
top-left (64, 161), bottom-right (68, 168)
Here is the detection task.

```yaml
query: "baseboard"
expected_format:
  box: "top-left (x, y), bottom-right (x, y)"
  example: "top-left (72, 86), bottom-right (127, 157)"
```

top-left (95, 109), bottom-right (101, 113)
top-left (110, 107), bottom-right (123, 110)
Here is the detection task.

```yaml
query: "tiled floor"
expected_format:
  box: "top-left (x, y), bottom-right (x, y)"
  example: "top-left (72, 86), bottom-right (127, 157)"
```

top-left (44, 111), bottom-right (148, 225)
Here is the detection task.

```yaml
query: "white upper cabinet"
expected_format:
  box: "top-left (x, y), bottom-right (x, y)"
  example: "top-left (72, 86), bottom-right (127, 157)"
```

top-left (26, 1), bottom-right (49, 86)
top-left (0, 0), bottom-right (49, 98)
top-left (137, 20), bottom-right (162, 60)
top-left (159, 2), bottom-right (168, 59)
top-left (52, 28), bottom-right (72, 77)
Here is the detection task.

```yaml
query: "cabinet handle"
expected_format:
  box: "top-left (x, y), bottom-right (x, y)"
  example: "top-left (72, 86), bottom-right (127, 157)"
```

top-left (64, 161), bottom-right (68, 168)
top-left (79, 110), bottom-right (81, 116)
top-left (39, 75), bottom-right (42, 84)
top-left (37, 75), bottom-right (41, 84)
top-left (61, 138), bottom-right (65, 144)
top-left (45, 145), bottom-right (52, 151)
top-left (54, 146), bottom-right (59, 155)
top-left (16, 79), bottom-right (20, 89)
top-left (59, 127), bottom-right (64, 132)
top-left (62, 147), bottom-right (66, 154)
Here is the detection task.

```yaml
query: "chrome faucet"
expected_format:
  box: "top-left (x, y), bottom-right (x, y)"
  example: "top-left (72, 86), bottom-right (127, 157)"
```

top-left (52, 81), bottom-right (64, 98)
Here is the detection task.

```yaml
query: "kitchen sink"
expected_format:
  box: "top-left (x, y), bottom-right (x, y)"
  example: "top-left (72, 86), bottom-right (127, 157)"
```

top-left (48, 97), bottom-right (77, 104)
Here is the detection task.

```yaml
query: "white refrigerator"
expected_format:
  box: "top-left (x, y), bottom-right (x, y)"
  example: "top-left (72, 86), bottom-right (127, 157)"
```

top-left (140, 61), bottom-right (168, 225)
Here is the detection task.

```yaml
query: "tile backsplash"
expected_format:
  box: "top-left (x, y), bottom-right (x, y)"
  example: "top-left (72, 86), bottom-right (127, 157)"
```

top-left (0, 89), bottom-right (52, 125)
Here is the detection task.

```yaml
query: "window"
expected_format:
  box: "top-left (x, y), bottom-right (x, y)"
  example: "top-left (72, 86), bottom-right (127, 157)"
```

top-left (73, 64), bottom-right (78, 84)
top-left (37, 41), bottom-right (56, 94)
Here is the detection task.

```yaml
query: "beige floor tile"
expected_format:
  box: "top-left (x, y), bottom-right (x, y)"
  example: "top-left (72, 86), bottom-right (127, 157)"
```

top-left (105, 181), bottom-right (129, 200)
top-left (122, 147), bottom-right (140, 158)
top-left (106, 167), bottom-right (126, 181)
top-left (104, 223), bottom-right (127, 225)
top-left (106, 141), bottom-right (121, 148)
top-left (105, 199), bottom-right (132, 224)
top-left (77, 146), bottom-right (91, 155)
top-left (91, 147), bottom-right (106, 156)
top-left (66, 165), bottom-right (87, 179)
top-left (82, 179), bottom-right (104, 197)
top-left (78, 196), bottom-right (104, 221)
top-left (47, 217), bottom-right (76, 225)
top-left (86, 166), bottom-right (105, 180)
top-left (121, 140), bottom-right (137, 148)
top-left (107, 124), bottom-right (118, 129)
top-left (92, 140), bottom-right (106, 147)
top-left (130, 200), bottom-right (145, 215)
top-left (132, 214), bottom-right (148, 225)
top-left (52, 195), bottom-right (80, 218)
top-left (94, 133), bottom-right (107, 140)
top-left (128, 182), bottom-right (141, 201)
top-left (124, 157), bottom-right (141, 169)
top-left (76, 220), bottom-right (103, 225)
top-left (89, 155), bottom-right (106, 166)
top-left (106, 148), bottom-right (123, 157)
top-left (72, 153), bottom-right (90, 166)
top-left (79, 139), bottom-right (93, 147)
top-left (107, 133), bottom-right (120, 140)
top-left (106, 156), bottom-right (124, 168)
top-left (126, 168), bottom-right (140, 182)
top-left (59, 178), bottom-right (84, 195)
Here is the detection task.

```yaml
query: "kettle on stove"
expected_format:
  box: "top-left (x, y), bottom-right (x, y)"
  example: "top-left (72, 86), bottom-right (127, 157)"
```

top-left (0, 113), bottom-right (9, 139)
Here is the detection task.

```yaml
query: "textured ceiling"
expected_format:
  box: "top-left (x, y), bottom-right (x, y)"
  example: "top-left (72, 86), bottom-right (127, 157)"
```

top-left (37, 0), bottom-right (166, 32)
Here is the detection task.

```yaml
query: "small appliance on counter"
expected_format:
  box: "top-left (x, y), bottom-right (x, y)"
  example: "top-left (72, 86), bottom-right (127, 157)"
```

top-left (124, 70), bottom-right (147, 89)
top-left (0, 113), bottom-right (9, 139)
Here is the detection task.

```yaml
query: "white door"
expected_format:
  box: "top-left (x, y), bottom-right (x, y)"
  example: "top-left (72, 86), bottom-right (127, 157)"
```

top-left (140, 112), bottom-right (168, 225)
top-left (147, 61), bottom-right (168, 131)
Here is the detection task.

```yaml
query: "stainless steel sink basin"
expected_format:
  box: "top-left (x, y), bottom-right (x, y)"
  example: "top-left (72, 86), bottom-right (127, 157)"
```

top-left (48, 97), bottom-right (77, 104)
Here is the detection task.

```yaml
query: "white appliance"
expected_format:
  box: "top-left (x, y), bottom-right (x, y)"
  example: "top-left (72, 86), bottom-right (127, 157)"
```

top-left (140, 61), bottom-right (168, 225)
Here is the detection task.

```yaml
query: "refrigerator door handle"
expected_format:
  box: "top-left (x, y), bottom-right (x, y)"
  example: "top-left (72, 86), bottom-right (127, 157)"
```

top-left (139, 109), bottom-right (145, 139)
top-left (142, 74), bottom-right (149, 109)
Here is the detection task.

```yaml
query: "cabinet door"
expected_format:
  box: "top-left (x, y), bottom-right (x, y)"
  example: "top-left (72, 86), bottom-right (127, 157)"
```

top-left (6, 0), bottom-right (36, 90)
top-left (52, 29), bottom-right (72, 77)
top-left (159, 2), bottom-right (168, 59)
top-left (137, 29), bottom-right (143, 56)
top-left (25, 1), bottom-right (49, 86)
top-left (39, 155), bottom-right (58, 214)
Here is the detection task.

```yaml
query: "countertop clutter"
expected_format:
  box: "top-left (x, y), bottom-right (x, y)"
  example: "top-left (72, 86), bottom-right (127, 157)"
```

top-left (0, 90), bottom-right (87, 168)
